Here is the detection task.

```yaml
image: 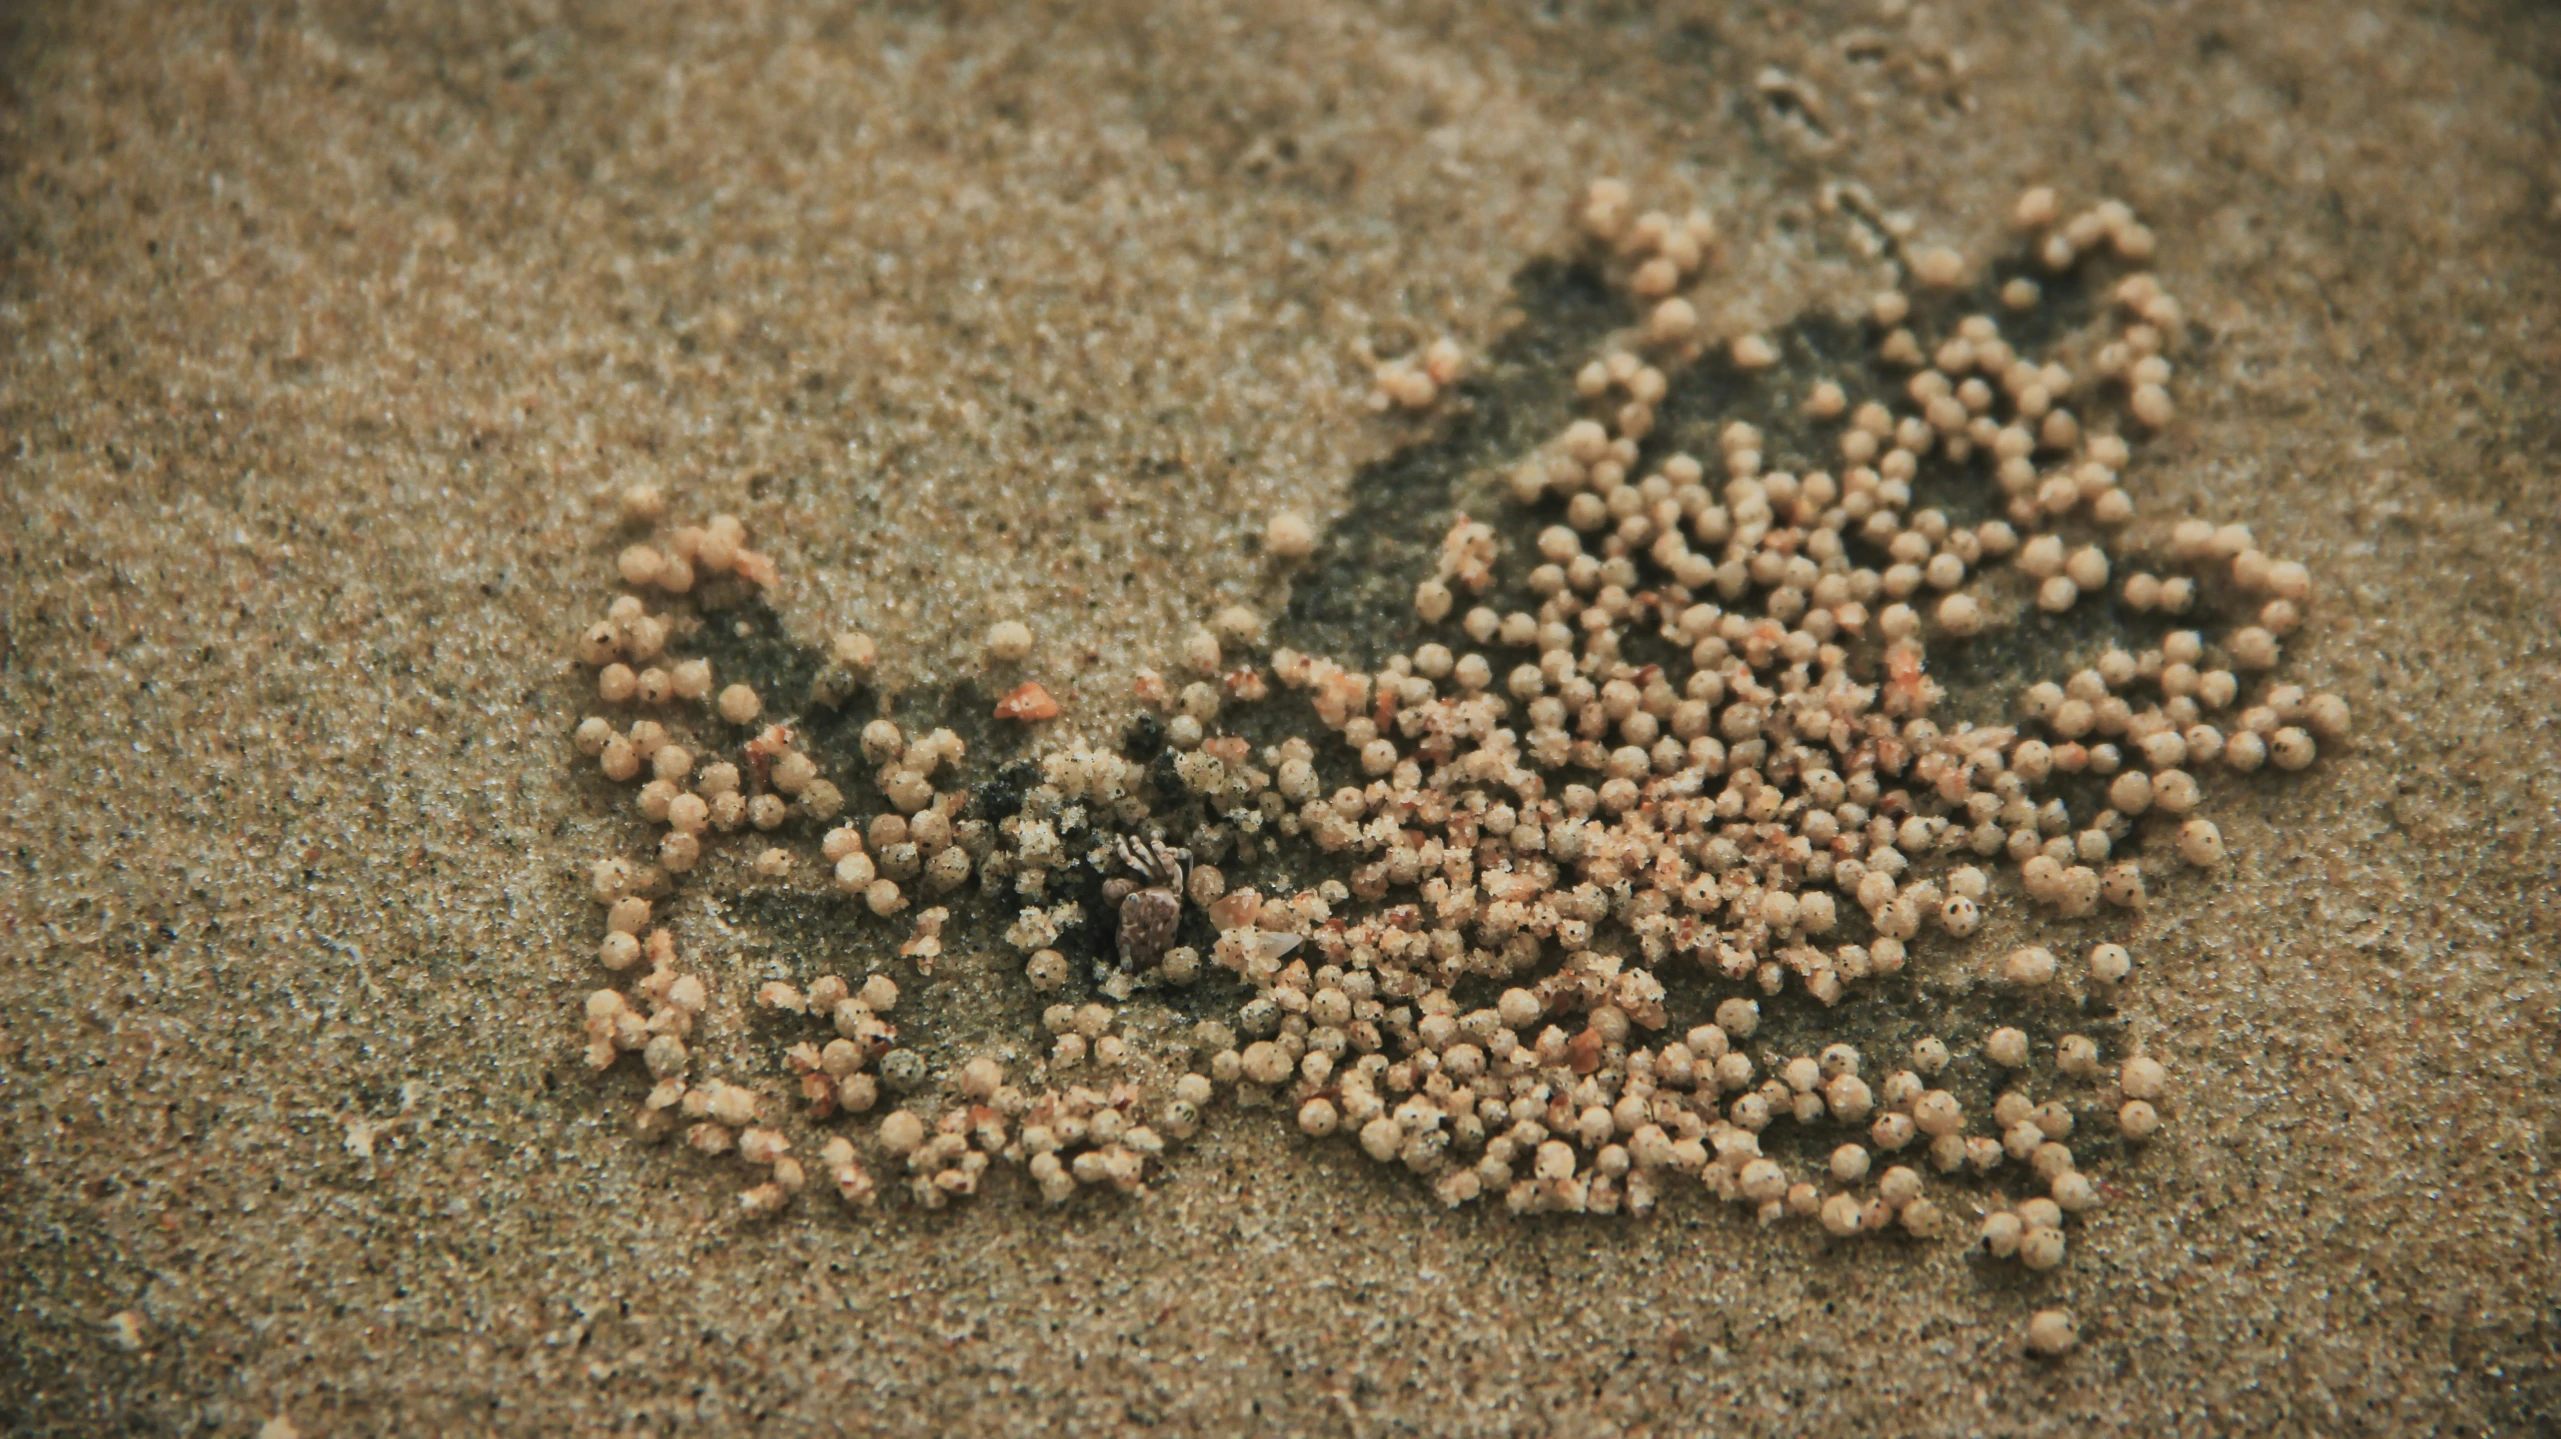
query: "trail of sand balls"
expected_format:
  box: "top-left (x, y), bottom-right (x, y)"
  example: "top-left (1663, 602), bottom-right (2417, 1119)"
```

top-left (565, 184), bottom-right (2344, 1339)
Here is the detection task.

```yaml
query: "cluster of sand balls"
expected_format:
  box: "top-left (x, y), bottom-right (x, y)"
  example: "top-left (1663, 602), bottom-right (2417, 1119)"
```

top-left (1369, 335), bottom-right (1470, 411)
top-left (564, 184), bottom-right (2342, 1347)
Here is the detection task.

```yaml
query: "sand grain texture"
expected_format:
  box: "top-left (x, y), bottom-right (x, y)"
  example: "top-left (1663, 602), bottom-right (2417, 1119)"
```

top-left (2, 1), bottom-right (2558, 1433)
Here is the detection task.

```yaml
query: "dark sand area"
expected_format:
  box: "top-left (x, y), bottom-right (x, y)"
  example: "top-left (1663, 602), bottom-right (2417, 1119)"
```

top-left (3, 1), bottom-right (2558, 1432)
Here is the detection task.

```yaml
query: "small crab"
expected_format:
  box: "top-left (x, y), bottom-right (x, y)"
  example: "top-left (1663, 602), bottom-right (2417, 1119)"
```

top-left (742, 722), bottom-right (795, 790)
top-left (1105, 834), bottom-right (1191, 970)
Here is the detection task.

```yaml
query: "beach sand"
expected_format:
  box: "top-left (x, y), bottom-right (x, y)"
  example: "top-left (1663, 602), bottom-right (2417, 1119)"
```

top-left (3, 1), bottom-right (2557, 1431)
